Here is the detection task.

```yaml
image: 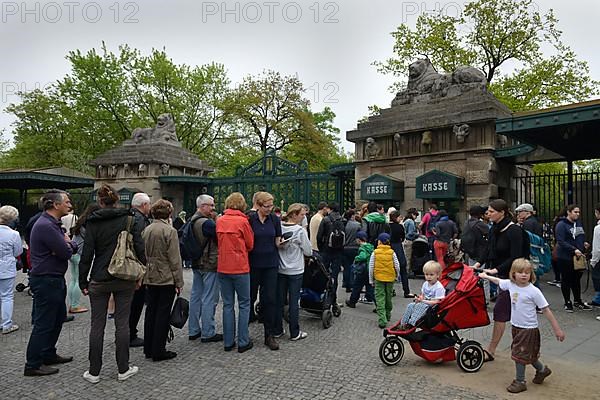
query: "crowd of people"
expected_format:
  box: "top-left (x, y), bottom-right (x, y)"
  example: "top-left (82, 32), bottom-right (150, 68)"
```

top-left (1, 187), bottom-right (599, 393)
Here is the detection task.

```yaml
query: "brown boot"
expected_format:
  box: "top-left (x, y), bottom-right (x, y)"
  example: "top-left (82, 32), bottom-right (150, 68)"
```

top-left (264, 336), bottom-right (279, 351)
top-left (532, 367), bottom-right (552, 384)
top-left (506, 380), bottom-right (527, 393)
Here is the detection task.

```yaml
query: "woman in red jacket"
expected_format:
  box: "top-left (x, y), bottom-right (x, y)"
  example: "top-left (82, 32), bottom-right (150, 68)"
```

top-left (216, 192), bottom-right (254, 353)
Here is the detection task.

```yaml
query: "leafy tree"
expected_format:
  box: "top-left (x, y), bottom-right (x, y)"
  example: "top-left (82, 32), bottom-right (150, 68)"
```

top-left (2, 45), bottom-right (349, 175)
top-left (374, 0), bottom-right (599, 112)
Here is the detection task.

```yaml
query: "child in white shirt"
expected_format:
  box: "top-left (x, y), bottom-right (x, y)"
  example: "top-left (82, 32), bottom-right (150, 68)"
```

top-left (480, 258), bottom-right (565, 394)
top-left (400, 261), bottom-right (445, 328)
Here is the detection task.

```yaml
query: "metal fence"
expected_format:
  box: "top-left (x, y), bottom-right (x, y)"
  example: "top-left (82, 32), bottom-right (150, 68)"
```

top-left (513, 170), bottom-right (600, 240)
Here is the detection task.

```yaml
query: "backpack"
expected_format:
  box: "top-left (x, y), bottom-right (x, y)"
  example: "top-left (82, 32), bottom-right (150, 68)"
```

top-left (327, 216), bottom-right (346, 250)
top-left (178, 215), bottom-right (208, 261)
top-left (524, 230), bottom-right (552, 276)
top-left (460, 220), bottom-right (488, 261)
top-left (366, 220), bottom-right (390, 247)
top-left (425, 212), bottom-right (442, 235)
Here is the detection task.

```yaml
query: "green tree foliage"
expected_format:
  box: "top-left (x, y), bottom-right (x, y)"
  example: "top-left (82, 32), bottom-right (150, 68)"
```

top-left (374, 0), bottom-right (599, 112)
top-left (1, 45), bottom-right (347, 175)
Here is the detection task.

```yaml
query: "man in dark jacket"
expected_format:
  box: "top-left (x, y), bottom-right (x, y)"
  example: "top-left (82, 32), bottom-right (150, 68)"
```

top-left (461, 205), bottom-right (490, 264)
top-left (316, 202), bottom-right (345, 312)
top-left (516, 203), bottom-right (543, 237)
top-left (24, 189), bottom-right (78, 377)
top-left (128, 192), bottom-right (151, 347)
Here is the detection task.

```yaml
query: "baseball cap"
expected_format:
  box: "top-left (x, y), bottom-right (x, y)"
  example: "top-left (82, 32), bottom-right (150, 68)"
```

top-left (377, 232), bottom-right (391, 243)
top-left (515, 203), bottom-right (534, 212)
top-left (356, 231), bottom-right (368, 241)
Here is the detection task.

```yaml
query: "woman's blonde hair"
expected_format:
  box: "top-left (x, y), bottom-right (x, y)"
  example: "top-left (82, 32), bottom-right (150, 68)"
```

top-left (0, 205), bottom-right (19, 225)
top-left (254, 191), bottom-right (274, 206)
top-left (422, 260), bottom-right (442, 275)
top-left (224, 192), bottom-right (247, 211)
top-left (283, 203), bottom-right (304, 222)
top-left (509, 258), bottom-right (536, 284)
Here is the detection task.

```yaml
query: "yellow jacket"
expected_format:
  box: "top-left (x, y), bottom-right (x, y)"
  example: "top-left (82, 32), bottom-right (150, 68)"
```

top-left (369, 244), bottom-right (399, 283)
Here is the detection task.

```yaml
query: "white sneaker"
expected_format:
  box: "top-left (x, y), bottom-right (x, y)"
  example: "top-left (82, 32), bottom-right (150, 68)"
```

top-left (273, 329), bottom-right (285, 339)
top-left (290, 331), bottom-right (308, 341)
top-left (2, 324), bottom-right (19, 334)
top-left (596, 316), bottom-right (600, 321)
top-left (117, 366), bottom-right (138, 381)
top-left (83, 371), bottom-right (100, 384)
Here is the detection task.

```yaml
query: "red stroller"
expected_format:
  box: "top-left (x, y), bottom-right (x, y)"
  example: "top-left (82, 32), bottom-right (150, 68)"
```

top-left (379, 262), bottom-right (490, 373)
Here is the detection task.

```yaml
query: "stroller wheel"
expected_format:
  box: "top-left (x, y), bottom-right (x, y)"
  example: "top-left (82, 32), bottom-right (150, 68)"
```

top-left (379, 337), bottom-right (404, 366)
top-left (332, 303), bottom-right (342, 318)
top-left (15, 283), bottom-right (26, 292)
top-left (322, 310), bottom-right (333, 329)
top-left (457, 340), bottom-right (485, 373)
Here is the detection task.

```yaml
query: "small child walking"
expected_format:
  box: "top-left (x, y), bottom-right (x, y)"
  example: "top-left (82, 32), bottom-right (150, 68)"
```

top-left (480, 258), bottom-right (565, 394)
top-left (369, 233), bottom-right (400, 328)
top-left (400, 261), bottom-right (445, 329)
top-left (345, 231), bottom-right (375, 308)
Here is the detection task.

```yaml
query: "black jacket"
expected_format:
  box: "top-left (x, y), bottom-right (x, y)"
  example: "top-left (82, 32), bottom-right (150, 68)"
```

top-left (485, 217), bottom-right (525, 279)
top-left (79, 208), bottom-right (145, 290)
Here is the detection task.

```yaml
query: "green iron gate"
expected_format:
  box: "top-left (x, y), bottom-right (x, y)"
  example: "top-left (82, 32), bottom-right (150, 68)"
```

top-left (177, 149), bottom-right (355, 214)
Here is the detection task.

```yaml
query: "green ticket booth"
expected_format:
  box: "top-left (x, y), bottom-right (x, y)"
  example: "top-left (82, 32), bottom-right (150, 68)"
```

top-left (360, 174), bottom-right (405, 209)
top-left (415, 170), bottom-right (464, 219)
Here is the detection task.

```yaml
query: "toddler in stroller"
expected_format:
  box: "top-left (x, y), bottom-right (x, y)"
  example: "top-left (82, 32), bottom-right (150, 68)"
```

top-left (299, 256), bottom-right (340, 328)
top-left (379, 261), bottom-right (491, 373)
top-left (399, 261), bottom-right (445, 329)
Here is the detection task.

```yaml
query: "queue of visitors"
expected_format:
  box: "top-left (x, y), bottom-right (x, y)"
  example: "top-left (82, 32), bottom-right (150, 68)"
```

top-left (2, 187), bottom-right (600, 393)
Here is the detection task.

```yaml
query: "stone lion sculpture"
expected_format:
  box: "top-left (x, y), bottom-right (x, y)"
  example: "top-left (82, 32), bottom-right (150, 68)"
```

top-left (453, 124), bottom-right (470, 144)
top-left (365, 137), bottom-right (381, 159)
top-left (132, 113), bottom-right (178, 143)
top-left (392, 59), bottom-right (488, 106)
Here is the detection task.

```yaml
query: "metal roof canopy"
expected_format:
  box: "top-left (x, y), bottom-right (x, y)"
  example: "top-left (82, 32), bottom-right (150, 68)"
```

top-left (0, 167), bottom-right (94, 190)
top-left (496, 99), bottom-right (600, 162)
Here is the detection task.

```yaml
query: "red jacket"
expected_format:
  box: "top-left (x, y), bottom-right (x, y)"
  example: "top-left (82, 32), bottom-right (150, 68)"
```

top-left (216, 209), bottom-right (254, 274)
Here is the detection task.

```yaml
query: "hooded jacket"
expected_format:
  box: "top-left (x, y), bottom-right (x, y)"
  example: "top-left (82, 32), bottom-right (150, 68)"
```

top-left (278, 223), bottom-right (312, 275)
top-left (79, 208), bottom-right (145, 289)
top-left (555, 217), bottom-right (585, 260)
top-left (216, 209), bottom-right (254, 274)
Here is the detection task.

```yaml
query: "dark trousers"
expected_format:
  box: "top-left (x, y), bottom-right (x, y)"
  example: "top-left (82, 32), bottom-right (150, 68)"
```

top-left (321, 250), bottom-right (344, 302)
top-left (349, 263), bottom-right (375, 304)
top-left (144, 285), bottom-right (176, 357)
top-left (129, 285), bottom-right (146, 340)
top-left (558, 258), bottom-right (584, 304)
top-left (25, 275), bottom-right (67, 369)
top-left (392, 242), bottom-right (410, 295)
top-left (275, 273), bottom-right (303, 338)
top-left (342, 247), bottom-right (358, 289)
top-left (250, 267), bottom-right (278, 338)
top-left (88, 279), bottom-right (135, 375)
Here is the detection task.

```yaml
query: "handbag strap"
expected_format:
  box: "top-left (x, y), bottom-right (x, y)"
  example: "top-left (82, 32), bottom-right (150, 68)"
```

top-left (125, 215), bottom-right (134, 233)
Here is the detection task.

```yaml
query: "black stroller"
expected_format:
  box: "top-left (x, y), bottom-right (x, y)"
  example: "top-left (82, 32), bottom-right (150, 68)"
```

top-left (298, 255), bottom-right (340, 328)
top-left (411, 235), bottom-right (431, 277)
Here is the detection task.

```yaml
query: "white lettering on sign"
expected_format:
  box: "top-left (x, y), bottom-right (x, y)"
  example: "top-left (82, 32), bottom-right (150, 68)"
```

top-left (422, 182), bottom-right (449, 192)
top-left (365, 182), bottom-right (389, 195)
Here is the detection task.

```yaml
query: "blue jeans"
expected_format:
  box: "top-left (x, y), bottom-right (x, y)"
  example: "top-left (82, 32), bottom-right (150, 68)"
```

top-left (592, 290), bottom-right (600, 304)
top-left (219, 273), bottom-right (250, 348)
top-left (342, 247), bottom-right (358, 289)
top-left (67, 254), bottom-right (81, 309)
top-left (0, 277), bottom-right (15, 329)
top-left (25, 275), bottom-right (67, 369)
top-left (321, 250), bottom-right (344, 301)
top-left (275, 273), bottom-right (303, 338)
top-left (189, 270), bottom-right (220, 338)
top-left (348, 263), bottom-right (375, 305)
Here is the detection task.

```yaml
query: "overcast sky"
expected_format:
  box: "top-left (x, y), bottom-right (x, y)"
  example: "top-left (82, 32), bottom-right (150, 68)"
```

top-left (1, 0), bottom-right (599, 154)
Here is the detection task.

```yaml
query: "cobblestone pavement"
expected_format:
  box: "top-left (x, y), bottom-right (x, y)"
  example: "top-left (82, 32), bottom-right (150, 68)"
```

top-left (1, 269), bottom-right (597, 399)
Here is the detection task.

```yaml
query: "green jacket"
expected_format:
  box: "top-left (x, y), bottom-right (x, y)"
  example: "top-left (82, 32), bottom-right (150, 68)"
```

top-left (364, 212), bottom-right (386, 223)
top-left (354, 242), bottom-right (374, 264)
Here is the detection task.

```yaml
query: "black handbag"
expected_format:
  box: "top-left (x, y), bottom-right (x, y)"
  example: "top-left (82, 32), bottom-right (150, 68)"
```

top-left (170, 295), bottom-right (189, 329)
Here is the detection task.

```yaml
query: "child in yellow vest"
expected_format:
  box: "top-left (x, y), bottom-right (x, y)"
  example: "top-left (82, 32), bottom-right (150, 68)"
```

top-left (369, 233), bottom-right (400, 328)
